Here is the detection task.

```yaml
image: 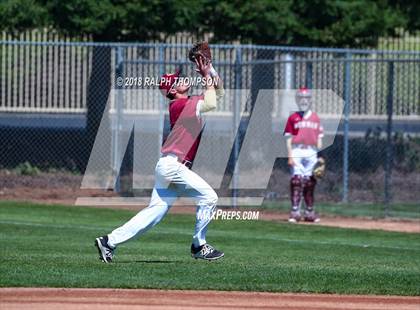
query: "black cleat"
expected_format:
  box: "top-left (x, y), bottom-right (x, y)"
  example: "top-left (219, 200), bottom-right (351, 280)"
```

top-left (95, 235), bottom-right (115, 263)
top-left (191, 243), bottom-right (224, 261)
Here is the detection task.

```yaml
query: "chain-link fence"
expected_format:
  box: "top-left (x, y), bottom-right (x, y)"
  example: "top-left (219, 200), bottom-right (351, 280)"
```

top-left (0, 41), bottom-right (419, 213)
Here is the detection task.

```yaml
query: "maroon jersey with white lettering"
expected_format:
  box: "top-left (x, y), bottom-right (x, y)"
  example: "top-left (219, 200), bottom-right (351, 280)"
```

top-left (161, 95), bottom-right (204, 162)
top-left (284, 111), bottom-right (323, 146)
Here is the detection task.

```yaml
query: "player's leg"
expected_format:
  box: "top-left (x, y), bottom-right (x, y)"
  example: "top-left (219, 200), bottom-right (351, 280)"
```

top-left (107, 186), bottom-right (177, 247)
top-left (302, 154), bottom-right (320, 222)
top-left (289, 150), bottom-right (304, 222)
top-left (289, 175), bottom-right (303, 222)
top-left (302, 176), bottom-right (316, 208)
top-left (178, 165), bottom-right (224, 260)
top-left (95, 157), bottom-right (178, 263)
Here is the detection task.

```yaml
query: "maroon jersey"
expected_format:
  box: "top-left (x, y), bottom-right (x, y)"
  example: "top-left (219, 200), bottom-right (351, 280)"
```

top-left (284, 111), bottom-right (323, 146)
top-left (161, 95), bottom-right (204, 162)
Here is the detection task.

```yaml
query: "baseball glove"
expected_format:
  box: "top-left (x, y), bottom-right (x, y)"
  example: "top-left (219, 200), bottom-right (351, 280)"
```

top-left (313, 157), bottom-right (326, 179)
top-left (188, 41), bottom-right (212, 64)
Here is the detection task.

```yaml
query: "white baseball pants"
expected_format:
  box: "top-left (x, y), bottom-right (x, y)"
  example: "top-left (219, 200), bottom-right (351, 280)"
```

top-left (291, 146), bottom-right (318, 177)
top-left (107, 154), bottom-right (218, 248)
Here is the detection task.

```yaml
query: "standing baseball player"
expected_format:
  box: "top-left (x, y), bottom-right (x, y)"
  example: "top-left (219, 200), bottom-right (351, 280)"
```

top-left (284, 87), bottom-right (323, 223)
top-left (95, 56), bottom-right (225, 262)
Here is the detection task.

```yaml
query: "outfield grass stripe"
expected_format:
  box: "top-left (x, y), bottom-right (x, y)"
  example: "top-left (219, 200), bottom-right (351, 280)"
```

top-left (162, 227), bottom-right (420, 252)
top-left (1, 219), bottom-right (419, 252)
top-left (0, 220), bottom-right (105, 231)
top-left (1, 202), bottom-right (419, 295)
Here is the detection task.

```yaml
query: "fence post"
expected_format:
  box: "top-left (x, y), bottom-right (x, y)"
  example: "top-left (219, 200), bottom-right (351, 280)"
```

top-left (284, 53), bottom-right (293, 89)
top-left (342, 52), bottom-right (352, 203)
top-left (113, 46), bottom-right (124, 193)
top-left (384, 61), bottom-right (394, 213)
top-left (158, 45), bottom-right (165, 159)
top-left (232, 46), bottom-right (242, 208)
top-left (305, 61), bottom-right (313, 88)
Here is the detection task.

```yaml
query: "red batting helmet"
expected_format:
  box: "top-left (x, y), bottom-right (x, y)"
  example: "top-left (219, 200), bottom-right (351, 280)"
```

top-left (296, 87), bottom-right (311, 98)
top-left (159, 68), bottom-right (181, 97)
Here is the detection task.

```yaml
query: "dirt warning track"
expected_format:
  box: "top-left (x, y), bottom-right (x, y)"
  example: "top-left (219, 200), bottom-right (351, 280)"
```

top-left (1, 288), bottom-right (419, 310)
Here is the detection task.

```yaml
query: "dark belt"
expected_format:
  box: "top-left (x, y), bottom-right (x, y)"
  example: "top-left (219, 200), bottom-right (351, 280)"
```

top-left (163, 153), bottom-right (193, 169)
top-left (181, 159), bottom-right (193, 169)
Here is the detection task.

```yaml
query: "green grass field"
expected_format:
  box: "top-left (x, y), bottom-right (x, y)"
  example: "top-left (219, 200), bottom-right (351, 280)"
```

top-left (0, 201), bottom-right (419, 295)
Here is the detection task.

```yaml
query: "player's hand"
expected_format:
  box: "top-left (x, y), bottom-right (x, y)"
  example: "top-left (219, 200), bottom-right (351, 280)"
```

top-left (288, 157), bottom-right (295, 166)
top-left (195, 56), bottom-right (211, 77)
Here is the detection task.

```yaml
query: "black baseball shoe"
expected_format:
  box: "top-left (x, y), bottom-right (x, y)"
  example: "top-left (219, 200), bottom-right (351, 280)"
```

top-left (191, 243), bottom-right (224, 261)
top-left (95, 235), bottom-right (115, 263)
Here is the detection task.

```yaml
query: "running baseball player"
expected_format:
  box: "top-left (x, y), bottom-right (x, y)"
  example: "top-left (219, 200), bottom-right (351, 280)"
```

top-left (284, 87), bottom-right (323, 223)
top-left (95, 56), bottom-right (225, 262)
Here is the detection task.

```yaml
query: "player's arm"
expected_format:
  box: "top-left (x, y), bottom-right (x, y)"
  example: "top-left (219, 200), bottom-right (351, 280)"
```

top-left (194, 57), bottom-right (215, 113)
top-left (284, 116), bottom-right (295, 166)
top-left (286, 137), bottom-right (292, 156)
top-left (317, 123), bottom-right (324, 150)
top-left (287, 137), bottom-right (295, 166)
top-left (200, 64), bottom-right (224, 113)
top-left (195, 57), bottom-right (224, 113)
top-left (317, 136), bottom-right (322, 150)
top-left (211, 64), bottom-right (225, 102)
top-left (201, 86), bottom-right (217, 113)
